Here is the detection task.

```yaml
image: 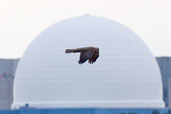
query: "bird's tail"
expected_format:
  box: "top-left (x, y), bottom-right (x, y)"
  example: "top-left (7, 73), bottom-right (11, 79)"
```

top-left (65, 49), bottom-right (75, 53)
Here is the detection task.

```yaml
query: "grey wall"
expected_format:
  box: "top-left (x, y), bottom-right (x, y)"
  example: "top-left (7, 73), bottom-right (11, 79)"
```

top-left (0, 78), bottom-right (13, 109)
top-left (0, 59), bottom-right (19, 109)
top-left (168, 77), bottom-right (171, 108)
top-left (156, 57), bottom-right (171, 107)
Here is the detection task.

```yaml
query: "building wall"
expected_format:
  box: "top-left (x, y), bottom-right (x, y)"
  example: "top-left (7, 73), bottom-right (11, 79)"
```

top-left (0, 59), bottom-right (19, 109)
top-left (156, 57), bottom-right (171, 107)
top-left (0, 78), bottom-right (13, 109)
top-left (168, 77), bottom-right (171, 108)
top-left (0, 57), bottom-right (170, 109)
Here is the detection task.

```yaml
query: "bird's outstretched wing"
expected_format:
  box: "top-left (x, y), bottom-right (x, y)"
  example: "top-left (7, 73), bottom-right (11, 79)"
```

top-left (78, 50), bottom-right (94, 64)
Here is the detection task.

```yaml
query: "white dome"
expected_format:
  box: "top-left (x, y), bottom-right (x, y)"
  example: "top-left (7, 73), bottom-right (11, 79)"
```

top-left (12, 16), bottom-right (164, 109)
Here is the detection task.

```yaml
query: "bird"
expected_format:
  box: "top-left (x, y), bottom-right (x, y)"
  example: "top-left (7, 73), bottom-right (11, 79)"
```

top-left (65, 46), bottom-right (99, 64)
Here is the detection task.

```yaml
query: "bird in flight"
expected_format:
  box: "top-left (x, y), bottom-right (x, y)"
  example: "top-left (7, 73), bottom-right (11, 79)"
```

top-left (65, 46), bottom-right (99, 64)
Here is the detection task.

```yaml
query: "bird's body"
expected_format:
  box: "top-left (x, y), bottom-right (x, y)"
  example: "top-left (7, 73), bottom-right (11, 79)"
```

top-left (65, 46), bottom-right (99, 64)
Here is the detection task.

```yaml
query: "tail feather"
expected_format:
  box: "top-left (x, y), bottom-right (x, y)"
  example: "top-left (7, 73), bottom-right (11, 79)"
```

top-left (65, 48), bottom-right (81, 53)
top-left (65, 49), bottom-right (72, 53)
top-left (65, 49), bottom-right (75, 53)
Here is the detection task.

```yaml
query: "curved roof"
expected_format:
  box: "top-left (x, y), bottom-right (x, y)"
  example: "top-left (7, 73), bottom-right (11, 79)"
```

top-left (12, 16), bottom-right (164, 109)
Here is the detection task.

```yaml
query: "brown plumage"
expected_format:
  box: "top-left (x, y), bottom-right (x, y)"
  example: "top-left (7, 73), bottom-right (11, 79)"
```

top-left (65, 47), bottom-right (99, 64)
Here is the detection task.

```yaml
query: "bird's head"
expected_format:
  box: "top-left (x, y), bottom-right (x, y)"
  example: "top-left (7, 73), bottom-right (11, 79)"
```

top-left (95, 47), bottom-right (99, 53)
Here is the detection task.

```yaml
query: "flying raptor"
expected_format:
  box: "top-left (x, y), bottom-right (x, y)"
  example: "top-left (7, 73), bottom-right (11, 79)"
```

top-left (65, 47), bottom-right (99, 64)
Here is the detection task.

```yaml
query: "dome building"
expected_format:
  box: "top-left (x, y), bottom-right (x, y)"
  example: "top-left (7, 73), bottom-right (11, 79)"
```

top-left (12, 16), bottom-right (165, 109)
